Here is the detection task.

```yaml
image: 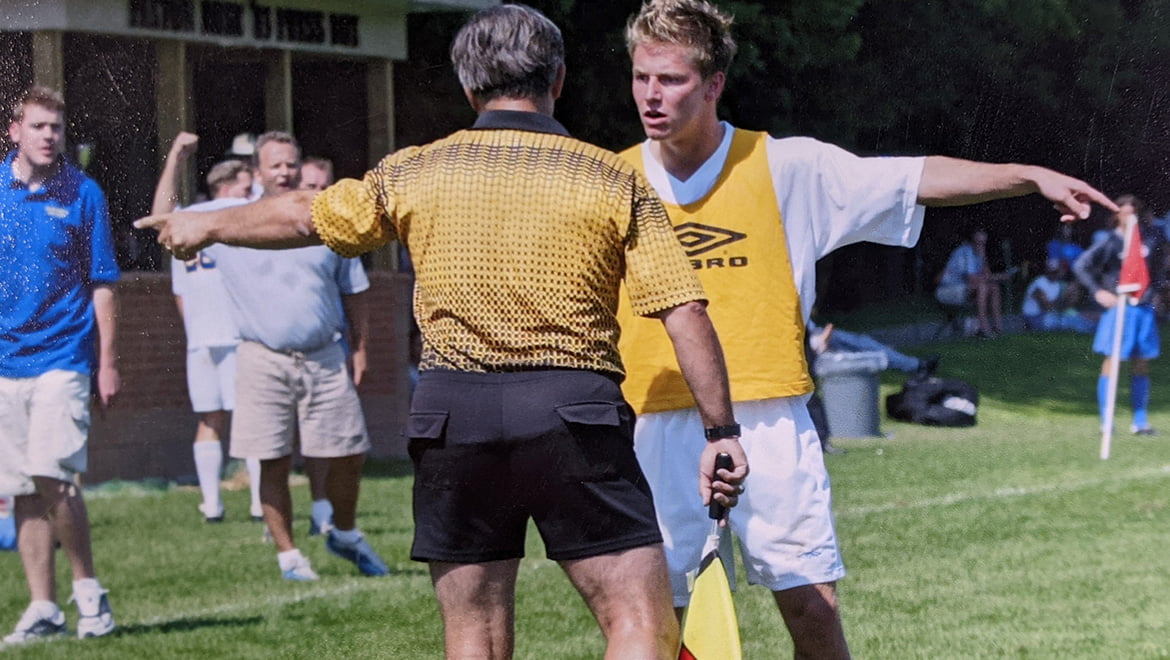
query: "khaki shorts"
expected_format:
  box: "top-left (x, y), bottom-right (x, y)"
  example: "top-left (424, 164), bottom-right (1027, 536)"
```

top-left (229, 340), bottom-right (370, 461)
top-left (0, 370), bottom-right (91, 495)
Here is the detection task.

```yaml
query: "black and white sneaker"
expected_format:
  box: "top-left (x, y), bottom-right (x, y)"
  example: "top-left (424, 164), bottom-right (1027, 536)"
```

top-left (3, 603), bottom-right (67, 644)
top-left (71, 589), bottom-right (115, 639)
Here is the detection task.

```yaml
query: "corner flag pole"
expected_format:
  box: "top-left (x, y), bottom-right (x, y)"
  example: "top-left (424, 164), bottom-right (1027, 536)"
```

top-left (1101, 215), bottom-right (1142, 460)
top-left (1100, 291), bottom-right (1128, 460)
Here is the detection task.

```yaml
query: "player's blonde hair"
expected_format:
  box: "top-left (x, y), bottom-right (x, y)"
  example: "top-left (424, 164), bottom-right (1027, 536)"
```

top-left (625, 0), bottom-right (737, 79)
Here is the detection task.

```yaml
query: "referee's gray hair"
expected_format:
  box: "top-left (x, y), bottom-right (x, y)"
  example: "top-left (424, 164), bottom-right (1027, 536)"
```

top-left (450, 4), bottom-right (564, 103)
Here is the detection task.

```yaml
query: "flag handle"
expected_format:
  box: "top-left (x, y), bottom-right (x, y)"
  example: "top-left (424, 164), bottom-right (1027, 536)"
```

top-left (708, 453), bottom-right (734, 520)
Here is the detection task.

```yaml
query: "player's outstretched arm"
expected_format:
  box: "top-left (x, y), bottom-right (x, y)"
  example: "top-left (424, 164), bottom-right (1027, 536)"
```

top-left (917, 156), bottom-right (1118, 222)
top-left (135, 190), bottom-right (320, 259)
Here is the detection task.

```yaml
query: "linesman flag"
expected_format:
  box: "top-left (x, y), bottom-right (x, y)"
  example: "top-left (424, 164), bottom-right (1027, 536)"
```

top-left (1118, 221), bottom-right (1150, 300)
top-left (678, 454), bottom-right (742, 660)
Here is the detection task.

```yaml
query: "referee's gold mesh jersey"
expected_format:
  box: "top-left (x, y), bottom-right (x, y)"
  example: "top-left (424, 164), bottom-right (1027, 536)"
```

top-left (311, 112), bottom-right (705, 376)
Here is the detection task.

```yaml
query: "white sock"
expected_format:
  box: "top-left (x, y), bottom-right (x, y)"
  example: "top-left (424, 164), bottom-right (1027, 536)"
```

top-left (193, 441), bottom-right (223, 515)
top-left (311, 499), bottom-right (334, 528)
top-left (246, 458), bottom-right (263, 517)
top-left (277, 548), bottom-right (306, 572)
top-left (28, 600), bottom-right (61, 618)
top-left (72, 578), bottom-right (102, 593)
top-left (71, 579), bottom-right (105, 616)
top-left (330, 527), bottom-right (361, 545)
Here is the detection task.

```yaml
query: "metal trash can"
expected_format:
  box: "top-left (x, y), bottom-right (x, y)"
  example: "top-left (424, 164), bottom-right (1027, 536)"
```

top-left (814, 351), bottom-right (888, 438)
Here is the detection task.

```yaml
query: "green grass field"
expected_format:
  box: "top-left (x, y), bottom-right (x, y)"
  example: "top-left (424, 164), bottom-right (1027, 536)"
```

top-left (3, 331), bottom-right (1170, 658)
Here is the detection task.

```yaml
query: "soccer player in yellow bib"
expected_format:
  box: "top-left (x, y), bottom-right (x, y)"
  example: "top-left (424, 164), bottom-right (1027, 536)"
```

top-left (618, 1), bottom-right (1118, 657)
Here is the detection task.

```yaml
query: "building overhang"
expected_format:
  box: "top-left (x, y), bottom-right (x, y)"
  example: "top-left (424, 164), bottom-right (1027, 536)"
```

top-left (0, 0), bottom-right (499, 61)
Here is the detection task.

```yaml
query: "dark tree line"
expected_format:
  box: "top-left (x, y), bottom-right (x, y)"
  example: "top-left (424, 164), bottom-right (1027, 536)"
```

top-left (398, 0), bottom-right (1170, 311)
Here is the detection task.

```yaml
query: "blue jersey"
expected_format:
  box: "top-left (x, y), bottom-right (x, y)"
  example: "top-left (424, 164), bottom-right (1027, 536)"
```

top-left (0, 152), bottom-right (120, 377)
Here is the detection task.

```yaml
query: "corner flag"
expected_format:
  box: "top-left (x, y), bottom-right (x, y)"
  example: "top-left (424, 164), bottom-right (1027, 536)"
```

top-left (1101, 215), bottom-right (1146, 459)
top-left (678, 454), bottom-right (742, 660)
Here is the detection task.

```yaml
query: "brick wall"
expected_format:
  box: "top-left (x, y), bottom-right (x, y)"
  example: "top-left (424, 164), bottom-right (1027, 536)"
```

top-left (86, 271), bottom-right (413, 484)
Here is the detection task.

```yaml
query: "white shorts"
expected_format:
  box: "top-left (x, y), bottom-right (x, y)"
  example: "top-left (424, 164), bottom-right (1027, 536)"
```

top-left (0, 370), bottom-right (91, 495)
top-left (186, 345), bottom-right (237, 413)
top-left (635, 395), bottom-right (845, 606)
top-left (230, 341), bottom-right (370, 461)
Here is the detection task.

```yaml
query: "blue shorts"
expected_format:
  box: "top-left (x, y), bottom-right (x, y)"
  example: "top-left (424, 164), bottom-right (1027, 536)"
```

top-left (408, 369), bottom-right (661, 564)
top-left (1092, 304), bottom-right (1160, 360)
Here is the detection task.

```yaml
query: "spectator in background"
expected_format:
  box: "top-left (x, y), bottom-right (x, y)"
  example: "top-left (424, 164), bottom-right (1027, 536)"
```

top-left (1074, 195), bottom-right (1166, 435)
top-left (1022, 258), bottom-right (1093, 333)
top-left (180, 131), bottom-right (389, 580)
top-left (936, 228), bottom-right (1011, 338)
top-left (1, 86), bottom-right (119, 643)
top-left (151, 131), bottom-right (264, 524)
top-left (298, 155), bottom-right (338, 537)
top-left (224, 132), bottom-right (262, 200)
top-left (808, 321), bottom-right (939, 378)
top-left (299, 157), bottom-right (333, 192)
top-left (1046, 222), bottom-right (1084, 276)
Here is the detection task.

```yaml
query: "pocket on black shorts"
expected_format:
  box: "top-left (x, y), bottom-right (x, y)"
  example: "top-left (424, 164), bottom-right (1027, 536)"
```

top-left (407, 411), bottom-right (455, 489)
top-left (553, 401), bottom-right (633, 482)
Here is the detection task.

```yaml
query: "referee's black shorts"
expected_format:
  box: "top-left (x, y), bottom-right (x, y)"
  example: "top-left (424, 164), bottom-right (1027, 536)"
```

top-left (407, 368), bottom-right (662, 564)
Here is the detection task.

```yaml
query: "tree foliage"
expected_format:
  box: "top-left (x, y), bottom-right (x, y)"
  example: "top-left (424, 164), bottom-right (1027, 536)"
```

top-left (400, 0), bottom-right (1170, 310)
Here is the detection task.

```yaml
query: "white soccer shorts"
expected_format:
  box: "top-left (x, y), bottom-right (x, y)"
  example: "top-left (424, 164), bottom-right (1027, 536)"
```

top-left (634, 395), bottom-right (845, 606)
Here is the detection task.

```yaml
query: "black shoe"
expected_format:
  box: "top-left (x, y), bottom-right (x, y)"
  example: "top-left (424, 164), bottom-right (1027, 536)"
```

top-left (917, 355), bottom-right (940, 377)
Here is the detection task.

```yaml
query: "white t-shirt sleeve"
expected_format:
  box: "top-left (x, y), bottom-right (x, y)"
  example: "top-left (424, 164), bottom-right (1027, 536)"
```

top-left (767, 135), bottom-right (927, 320)
top-left (337, 256), bottom-right (370, 295)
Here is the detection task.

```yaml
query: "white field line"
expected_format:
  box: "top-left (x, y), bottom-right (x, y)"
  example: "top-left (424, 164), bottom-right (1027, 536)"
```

top-left (836, 463), bottom-right (1170, 518)
top-left (134, 559), bottom-right (560, 628)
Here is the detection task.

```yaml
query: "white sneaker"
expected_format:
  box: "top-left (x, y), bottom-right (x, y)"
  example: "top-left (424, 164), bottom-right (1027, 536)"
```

top-left (281, 556), bottom-right (319, 582)
top-left (3, 602), bottom-right (67, 644)
top-left (70, 589), bottom-right (115, 639)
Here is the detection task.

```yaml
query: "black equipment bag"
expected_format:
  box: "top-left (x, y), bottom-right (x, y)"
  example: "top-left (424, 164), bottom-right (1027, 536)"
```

top-left (885, 376), bottom-right (979, 427)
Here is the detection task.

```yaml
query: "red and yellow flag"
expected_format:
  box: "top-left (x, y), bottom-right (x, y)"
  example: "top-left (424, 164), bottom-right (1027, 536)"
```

top-left (678, 547), bottom-right (741, 660)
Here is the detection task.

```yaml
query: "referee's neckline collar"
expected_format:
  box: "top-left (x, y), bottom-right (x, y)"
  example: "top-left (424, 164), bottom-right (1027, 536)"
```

top-left (472, 110), bottom-right (570, 136)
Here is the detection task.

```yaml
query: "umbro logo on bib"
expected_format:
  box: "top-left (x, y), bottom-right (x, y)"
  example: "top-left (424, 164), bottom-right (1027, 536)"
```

top-left (674, 222), bottom-right (746, 256)
top-left (674, 222), bottom-right (748, 270)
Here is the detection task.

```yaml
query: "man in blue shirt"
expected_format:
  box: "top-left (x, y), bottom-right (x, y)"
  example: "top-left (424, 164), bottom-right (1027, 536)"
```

top-left (0, 86), bottom-right (120, 643)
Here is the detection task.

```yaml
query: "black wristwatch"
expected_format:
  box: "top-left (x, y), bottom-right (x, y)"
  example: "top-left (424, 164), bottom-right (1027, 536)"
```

top-left (704, 423), bottom-right (741, 440)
